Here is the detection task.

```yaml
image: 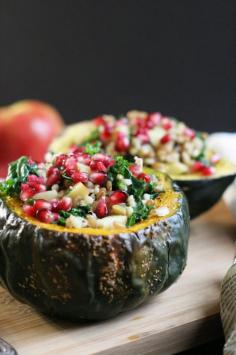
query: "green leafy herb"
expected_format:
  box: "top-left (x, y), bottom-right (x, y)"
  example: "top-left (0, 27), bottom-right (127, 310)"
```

top-left (58, 205), bottom-right (90, 226)
top-left (108, 156), bottom-right (131, 189)
top-left (127, 202), bottom-right (153, 227)
top-left (107, 156), bottom-right (159, 226)
top-left (0, 156), bottom-right (39, 195)
top-left (84, 142), bottom-right (102, 155)
top-left (61, 173), bottom-right (73, 181)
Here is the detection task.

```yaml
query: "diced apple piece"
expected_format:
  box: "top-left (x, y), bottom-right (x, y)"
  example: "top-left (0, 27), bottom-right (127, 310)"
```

top-left (111, 204), bottom-right (128, 216)
top-left (67, 182), bottom-right (89, 206)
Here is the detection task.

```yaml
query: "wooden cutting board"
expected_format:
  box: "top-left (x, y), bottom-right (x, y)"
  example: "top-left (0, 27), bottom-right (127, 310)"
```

top-left (0, 201), bottom-right (235, 355)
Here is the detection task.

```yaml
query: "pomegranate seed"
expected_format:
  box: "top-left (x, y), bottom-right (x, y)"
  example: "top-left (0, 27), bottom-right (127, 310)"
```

top-left (34, 199), bottom-right (52, 212)
top-left (95, 197), bottom-right (108, 218)
top-left (93, 153), bottom-right (111, 164)
top-left (23, 204), bottom-right (35, 217)
top-left (161, 134), bottom-right (171, 144)
top-left (138, 173), bottom-right (151, 183)
top-left (201, 166), bottom-right (215, 176)
top-left (191, 161), bottom-right (205, 172)
top-left (57, 197), bottom-right (72, 211)
top-left (65, 168), bottom-right (76, 177)
top-left (115, 132), bottom-right (129, 153)
top-left (162, 118), bottom-right (173, 130)
top-left (101, 124), bottom-right (113, 142)
top-left (136, 118), bottom-right (146, 129)
top-left (47, 173), bottom-right (60, 187)
top-left (129, 165), bottom-right (141, 177)
top-left (94, 116), bottom-right (106, 126)
top-left (70, 145), bottom-right (85, 154)
top-left (53, 213), bottom-right (59, 222)
top-left (65, 157), bottom-right (77, 171)
top-left (51, 199), bottom-right (59, 211)
top-left (55, 154), bottom-right (68, 167)
top-left (20, 188), bottom-right (35, 201)
top-left (37, 209), bottom-right (58, 224)
top-left (28, 175), bottom-right (45, 184)
top-left (21, 183), bottom-right (30, 192)
top-left (146, 112), bottom-right (162, 128)
top-left (90, 172), bottom-right (107, 185)
top-left (77, 153), bottom-right (91, 165)
top-left (71, 171), bottom-right (88, 183)
top-left (184, 128), bottom-right (196, 140)
top-left (90, 160), bottom-right (98, 171)
top-left (35, 184), bottom-right (47, 193)
top-left (108, 191), bottom-right (128, 205)
top-left (46, 167), bottom-right (61, 186)
top-left (96, 161), bottom-right (107, 172)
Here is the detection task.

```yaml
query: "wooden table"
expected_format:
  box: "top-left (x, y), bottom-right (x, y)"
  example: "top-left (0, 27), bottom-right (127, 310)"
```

top-left (0, 201), bottom-right (235, 355)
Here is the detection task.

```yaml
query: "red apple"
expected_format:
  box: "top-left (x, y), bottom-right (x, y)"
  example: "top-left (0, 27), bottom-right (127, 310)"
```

top-left (0, 100), bottom-right (64, 178)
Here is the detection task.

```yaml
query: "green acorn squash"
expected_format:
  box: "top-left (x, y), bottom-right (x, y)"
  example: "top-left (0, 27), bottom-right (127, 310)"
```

top-left (0, 180), bottom-right (189, 321)
top-left (49, 119), bottom-right (236, 218)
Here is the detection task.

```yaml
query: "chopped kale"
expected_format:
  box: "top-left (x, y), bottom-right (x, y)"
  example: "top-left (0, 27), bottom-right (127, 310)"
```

top-left (0, 156), bottom-right (39, 195)
top-left (61, 173), bottom-right (73, 181)
top-left (84, 142), bottom-right (102, 155)
top-left (58, 206), bottom-right (90, 226)
top-left (107, 156), bottom-right (159, 227)
top-left (108, 156), bottom-right (130, 179)
top-left (127, 201), bottom-right (153, 227)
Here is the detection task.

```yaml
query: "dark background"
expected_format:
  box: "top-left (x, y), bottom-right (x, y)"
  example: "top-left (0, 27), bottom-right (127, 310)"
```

top-left (0, 0), bottom-right (235, 132)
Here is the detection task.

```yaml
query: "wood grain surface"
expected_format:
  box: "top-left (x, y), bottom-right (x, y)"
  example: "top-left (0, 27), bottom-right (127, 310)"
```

top-left (0, 201), bottom-right (235, 355)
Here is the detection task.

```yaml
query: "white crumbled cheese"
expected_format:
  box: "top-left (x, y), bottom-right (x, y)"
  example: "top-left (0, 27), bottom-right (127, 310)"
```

top-left (127, 195), bottom-right (136, 207)
top-left (123, 179), bottom-right (132, 186)
top-left (126, 206), bottom-right (134, 216)
top-left (51, 184), bottom-right (59, 191)
top-left (155, 206), bottom-right (170, 217)
top-left (117, 174), bottom-right (123, 180)
top-left (66, 215), bottom-right (88, 228)
top-left (94, 185), bottom-right (100, 194)
top-left (148, 127), bottom-right (165, 146)
top-left (44, 152), bottom-right (54, 163)
top-left (87, 181), bottom-right (94, 189)
top-left (134, 156), bottom-right (143, 171)
top-left (84, 195), bottom-right (94, 204)
top-left (143, 193), bottom-right (151, 200)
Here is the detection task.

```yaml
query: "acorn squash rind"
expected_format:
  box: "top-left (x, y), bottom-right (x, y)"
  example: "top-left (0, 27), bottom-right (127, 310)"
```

top-left (0, 187), bottom-right (189, 321)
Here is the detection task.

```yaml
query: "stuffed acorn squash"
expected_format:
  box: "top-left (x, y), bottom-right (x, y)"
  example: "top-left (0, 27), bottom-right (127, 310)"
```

top-left (49, 111), bottom-right (236, 218)
top-left (0, 149), bottom-right (189, 320)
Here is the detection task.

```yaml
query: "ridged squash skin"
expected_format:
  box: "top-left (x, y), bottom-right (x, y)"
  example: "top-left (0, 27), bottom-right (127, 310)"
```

top-left (0, 184), bottom-right (189, 321)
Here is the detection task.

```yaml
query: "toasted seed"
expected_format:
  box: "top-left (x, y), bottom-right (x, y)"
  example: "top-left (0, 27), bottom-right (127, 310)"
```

top-left (96, 188), bottom-right (107, 199)
top-left (106, 180), bottom-right (112, 191)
